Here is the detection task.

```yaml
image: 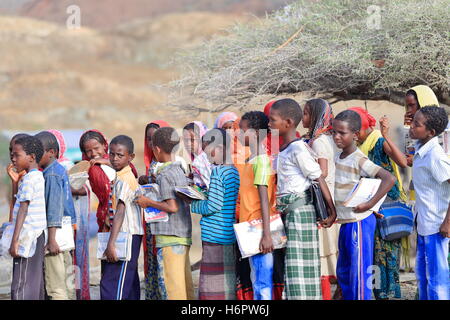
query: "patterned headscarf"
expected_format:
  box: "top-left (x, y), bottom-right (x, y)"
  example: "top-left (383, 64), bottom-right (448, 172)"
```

top-left (47, 129), bottom-right (70, 163)
top-left (305, 99), bottom-right (334, 145)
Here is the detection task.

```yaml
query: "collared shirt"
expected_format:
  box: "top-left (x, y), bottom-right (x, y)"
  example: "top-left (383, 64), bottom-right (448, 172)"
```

top-left (150, 162), bottom-right (192, 238)
top-left (413, 137), bottom-right (450, 236)
top-left (276, 140), bottom-right (322, 197)
top-left (13, 169), bottom-right (47, 236)
top-left (42, 160), bottom-right (76, 227)
top-left (112, 165), bottom-right (144, 235)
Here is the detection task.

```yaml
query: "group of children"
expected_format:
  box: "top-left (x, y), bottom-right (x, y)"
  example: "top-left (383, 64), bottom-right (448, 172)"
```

top-left (5, 84), bottom-right (450, 300)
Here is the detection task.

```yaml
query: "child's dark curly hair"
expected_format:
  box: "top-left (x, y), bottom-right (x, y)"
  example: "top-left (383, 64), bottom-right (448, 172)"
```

top-left (418, 106), bottom-right (449, 136)
top-left (334, 110), bottom-right (362, 133)
top-left (110, 135), bottom-right (134, 154)
top-left (15, 135), bottom-right (44, 164)
top-left (241, 111), bottom-right (269, 131)
top-left (152, 127), bottom-right (180, 154)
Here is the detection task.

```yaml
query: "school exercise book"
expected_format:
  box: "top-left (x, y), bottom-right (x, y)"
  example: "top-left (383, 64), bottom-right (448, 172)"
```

top-left (175, 185), bottom-right (207, 200)
top-left (97, 232), bottom-right (132, 261)
top-left (0, 223), bottom-right (38, 258)
top-left (343, 178), bottom-right (387, 212)
top-left (138, 184), bottom-right (169, 223)
top-left (233, 214), bottom-right (287, 259)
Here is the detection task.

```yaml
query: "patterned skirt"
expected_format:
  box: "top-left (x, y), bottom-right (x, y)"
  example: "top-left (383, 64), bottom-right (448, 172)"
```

top-left (199, 241), bottom-right (236, 300)
top-left (277, 192), bottom-right (321, 300)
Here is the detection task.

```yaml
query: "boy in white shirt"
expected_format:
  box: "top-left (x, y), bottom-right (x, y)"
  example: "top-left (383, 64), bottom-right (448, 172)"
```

top-left (409, 106), bottom-right (450, 300)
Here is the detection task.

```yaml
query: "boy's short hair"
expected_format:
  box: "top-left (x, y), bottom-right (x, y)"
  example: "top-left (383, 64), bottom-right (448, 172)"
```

top-left (271, 98), bottom-right (303, 127)
top-left (152, 127), bottom-right (180, 154)
top-left (79, 130), bottom-right (107, 154)
top-left (241, 111), bottom-right (269, 131)
top-left (35, 131), bottom-right (59, 153)
top-left (334, 110), bottom-right (362, 133)
top-left (418, 106), bottom-right (449, 136)
top-left (110, 135), bottom-right (134, 154)
top-left (15, 136), bottom-right (44, 164)
top-left (202, 128), bottom-right (230, 148)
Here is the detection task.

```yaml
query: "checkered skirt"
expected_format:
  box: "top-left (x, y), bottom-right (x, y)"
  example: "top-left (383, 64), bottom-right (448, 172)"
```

top-left (277, 192), bottom-right (322, 300)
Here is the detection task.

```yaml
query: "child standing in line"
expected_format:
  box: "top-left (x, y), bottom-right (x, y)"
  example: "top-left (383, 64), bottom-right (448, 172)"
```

top-left (182, 121), bottom-right (212, 191)
top-left (302, 98), bottom-right (340, 300)
top-left (331, 110), bottom-right (395, 300)
top-left (236, 111), bottom-right (277, 300)
top-left (348, 107), bottom-right (408, 300)
top-left (6, 133), bottom-right (30, 223)
top-left (102, 135), bottom-right (144, 300)
top-left (268, 99), bottom-right (336, 300)
top-left (409, 106), bottom-right (450, 300)
top-left (9, 136), bottom-right (47, 300)
top-left (136, 127), bottom-right (194, 300)
top-left (190, 128), bottom-right (240, 300)
top-left (35, 131), bottom-right (77, 300)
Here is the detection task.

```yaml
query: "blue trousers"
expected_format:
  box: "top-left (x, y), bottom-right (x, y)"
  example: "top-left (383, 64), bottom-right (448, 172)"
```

top-left (416, 233), bottom-right (450, 300)
top-left (249, 253), bottom-right (273, 300)
top-left (337, 215), bottom-right (376, 300)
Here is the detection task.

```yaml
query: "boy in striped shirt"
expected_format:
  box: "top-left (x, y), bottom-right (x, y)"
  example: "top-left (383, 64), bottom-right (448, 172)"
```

top-left (9, 136), bottom-right (47, 300)
top-left (332, 110), bottom-right (395, 300)
top-left (190, 128), bottom-right (240, 300)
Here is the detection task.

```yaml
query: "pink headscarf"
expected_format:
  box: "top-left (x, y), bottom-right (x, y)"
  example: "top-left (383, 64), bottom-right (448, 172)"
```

top-left (47, 129), bottom-right (70, 163)
top-left (214, 112), bottom-right (238, 129)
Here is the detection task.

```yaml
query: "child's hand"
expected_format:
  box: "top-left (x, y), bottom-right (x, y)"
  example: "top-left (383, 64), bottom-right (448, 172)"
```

top-left (105, 244), bottom-right (118, 263)
top-left (374, 212), bottom-right (384, 219)
top-left (90, 158), bottom-right (108, 167)
top-left (353, 202), bottom-right (372, 213)
top-left (9, 240), bottom-right (20, 258)
top-left (406, 154), bottom-right (414, 167)
top-left (404, 111), bottom-right (414, 126)
top-left (439, 220), bottom-right (450, 238)
top-left (259, 234), bottom-right (274, 254)
top-left (320, 213), bottom-right (336, 228)
top-left (138, 175), bottom-right (149, 185)
top-left (45, 240), bottom-right (61, 256)
top-left (176, 192), bottom-right (192, 204)
top-left (379, 116), bottom-right (390, 138)
top-left (136, 195), bottom-right (150, 208)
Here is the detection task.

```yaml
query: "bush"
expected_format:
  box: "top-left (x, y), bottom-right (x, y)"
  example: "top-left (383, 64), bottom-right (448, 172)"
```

top-left (170, 0), bottom-right (450, 112)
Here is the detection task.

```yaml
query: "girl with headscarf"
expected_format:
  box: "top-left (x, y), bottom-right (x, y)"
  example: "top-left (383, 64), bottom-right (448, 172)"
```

top-left (302, 99), bottom-right (340, 300)
top-left (48, 130), bottom-right (90, 300)
top-left (182, 121), bottom-right (212, 190)
top-left (214, 112), bottom-right (238, 130)
top-left (348, 107), bottom-right (407, 300)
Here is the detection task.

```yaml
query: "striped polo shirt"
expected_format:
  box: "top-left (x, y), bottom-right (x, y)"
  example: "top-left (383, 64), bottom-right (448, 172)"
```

top-left (334, 149), bottom-right (381, 223)
top-left (12, 169), bottom-right (47, 237)
top-left (191, 165), bottom-right (240, 245)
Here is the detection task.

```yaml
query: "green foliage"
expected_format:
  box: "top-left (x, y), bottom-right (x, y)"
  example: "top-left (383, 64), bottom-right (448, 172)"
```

top-left (171, 0), bottom-right (450, 110)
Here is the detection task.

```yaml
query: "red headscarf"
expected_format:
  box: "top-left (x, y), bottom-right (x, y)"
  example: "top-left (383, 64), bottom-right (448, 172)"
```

top-left (144, 120), bottom-right (170, 174)
top-left (348, 107), bottom-right (377, 130)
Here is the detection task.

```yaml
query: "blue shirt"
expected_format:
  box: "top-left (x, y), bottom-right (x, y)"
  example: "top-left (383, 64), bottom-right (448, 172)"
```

top-left (42, 160), bottom-right (76, 227)
top-left (191, 165), bottom-right (240, 245)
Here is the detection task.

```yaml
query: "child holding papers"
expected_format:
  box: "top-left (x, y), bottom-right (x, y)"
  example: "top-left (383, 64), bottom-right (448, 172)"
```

top-left (9, 136), bottom-right (47, 300)
top-left (332, 110), bottom-right (395, 300)
top-left (101, 135), bottom-right (144, 300)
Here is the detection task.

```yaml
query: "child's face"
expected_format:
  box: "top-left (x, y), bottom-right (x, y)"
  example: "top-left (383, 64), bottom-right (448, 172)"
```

top-left (11, 144), bottom-right (33, 172)
top-left (238, 119), bottom-right (256, 147)
top-left (356, 128), bottom-right (370, 144)
top-left (183, 129), bottom-right (200, 156)
top-left (204, 143), bottom-right (224, 165)
top-left (302, 104), bottom-right (311, 129)
top-left (146, 127), bottom-right (157, 150)
top-left (332, 119), bottom-right (358, 150)
top-left (109, 143), bottom-right (134, 172)
top-left (39, 148), bottom-right (57, 169)
top-left (268, 108), bottom-right (288, 136)
top-left (83, 138), bottom-right (106, 160)
top-left (409, 111), bottom-right (433, 141)
top-left (221, 121), bottom-right (234, 130)
top-left (405, 94), bottom-right (419, 117)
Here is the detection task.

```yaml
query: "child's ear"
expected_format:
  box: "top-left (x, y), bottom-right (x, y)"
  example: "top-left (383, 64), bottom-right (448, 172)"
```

top-left (129, 153), bottom-right (135, 162)
top-left (353, 131), bottom-right (360, 141)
